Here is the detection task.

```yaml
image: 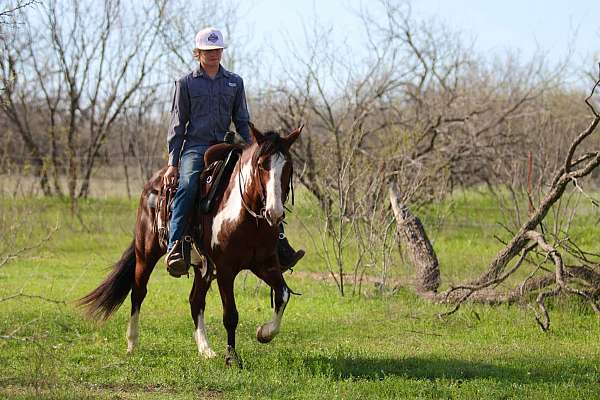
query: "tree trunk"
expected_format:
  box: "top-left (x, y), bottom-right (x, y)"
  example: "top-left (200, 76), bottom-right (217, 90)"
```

top-left (388, 183), bottom-right (440, 293)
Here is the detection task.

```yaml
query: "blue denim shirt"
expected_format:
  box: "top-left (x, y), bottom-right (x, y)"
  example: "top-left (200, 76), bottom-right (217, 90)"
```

top-left (167, 65), bottom-right (250, 166)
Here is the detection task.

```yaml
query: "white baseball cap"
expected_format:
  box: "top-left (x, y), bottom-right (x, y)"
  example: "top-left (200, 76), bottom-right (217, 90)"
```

top-left (195, 27), bottom-right (227, 50)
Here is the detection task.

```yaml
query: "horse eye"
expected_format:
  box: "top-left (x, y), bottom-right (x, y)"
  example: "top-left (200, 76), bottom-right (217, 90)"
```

top-left (261, 158), bottom-right (270, 170)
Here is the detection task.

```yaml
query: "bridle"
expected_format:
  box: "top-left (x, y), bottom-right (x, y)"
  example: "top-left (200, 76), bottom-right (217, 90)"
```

top-left (238, 159), bottom-right (266, 221)
top-left (237, 150), bottom-right (294, 225)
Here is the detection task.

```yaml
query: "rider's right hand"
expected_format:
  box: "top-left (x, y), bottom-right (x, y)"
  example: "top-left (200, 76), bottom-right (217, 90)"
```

top-left (163, 165), bottom-right (178, 188)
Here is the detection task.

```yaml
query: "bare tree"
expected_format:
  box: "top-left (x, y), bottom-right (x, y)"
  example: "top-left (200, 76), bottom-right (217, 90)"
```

top-left (257, 0), bottom-right (560, 295)
top-left (116, 91), bottom-right (169, 198)
top-left (0, 0), bottom-right (167, 199)
top-left (0, 0), bottom-right (37, 26)
top-left (447, 73), bottom-right (600, 323)
top-left (389, 69), bottom-right (600, 330)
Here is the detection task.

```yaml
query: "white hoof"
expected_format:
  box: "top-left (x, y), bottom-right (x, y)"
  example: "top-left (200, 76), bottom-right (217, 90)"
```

top-left (200, 348), bottom-right (217, 359)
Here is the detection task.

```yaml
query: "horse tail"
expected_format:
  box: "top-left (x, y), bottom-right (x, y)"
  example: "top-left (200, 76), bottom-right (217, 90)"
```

top-left (78, 240), bottom-right (136, 321)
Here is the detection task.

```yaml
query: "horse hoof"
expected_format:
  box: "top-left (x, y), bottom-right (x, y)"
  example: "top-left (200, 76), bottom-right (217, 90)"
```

top-left (256, 325), bottom-right (273, 344)
top-left (224, 345), bottom-right (243, 368)
top-left (200, 348), bottom-right (217, 359)
top-left (194, 331), bottom-right (217, 359)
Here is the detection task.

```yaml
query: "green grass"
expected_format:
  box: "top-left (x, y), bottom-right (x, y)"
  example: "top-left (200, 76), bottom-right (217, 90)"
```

top-left (1, 194), bottom-right (600, 399)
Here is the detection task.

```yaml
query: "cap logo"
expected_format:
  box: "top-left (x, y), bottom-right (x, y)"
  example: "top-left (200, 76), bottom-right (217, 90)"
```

top-left (207, 32), bottom-right (219, 43)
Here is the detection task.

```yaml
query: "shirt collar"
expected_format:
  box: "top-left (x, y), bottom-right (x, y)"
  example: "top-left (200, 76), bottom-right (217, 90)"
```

top-left (192, 64), bottom-right (231, 79)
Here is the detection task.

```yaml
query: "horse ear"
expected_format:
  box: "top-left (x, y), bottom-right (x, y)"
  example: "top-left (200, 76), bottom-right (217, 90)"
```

top-left (249, 121), bottom-right (264, 144)
top-left (282, 124), bottom-right (304, 149)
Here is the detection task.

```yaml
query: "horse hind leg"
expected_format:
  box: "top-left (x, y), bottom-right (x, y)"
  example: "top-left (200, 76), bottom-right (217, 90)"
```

top-left (189, 265), bottom-right (216, 358)
top-left (126, 307), bottom-right (139, 354)
top-left (121, 177), bottom-right (164, 354)
top-left (127, 272), bottom-right (143, 355)
top-left (253, 263), bottom-right (290, 344)
top-left (127, 245), bottom-right (161, 354)
top-left (127, 257), bottom-right (147, 354)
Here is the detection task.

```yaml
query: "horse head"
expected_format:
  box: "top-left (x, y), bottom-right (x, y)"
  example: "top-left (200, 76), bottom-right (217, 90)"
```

top-left (247, 122), bottom-right (303, 227)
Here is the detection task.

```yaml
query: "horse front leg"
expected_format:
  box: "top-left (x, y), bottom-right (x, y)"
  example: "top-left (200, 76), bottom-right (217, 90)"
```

top-left (189, 265), bottom-right (216, 358)
top-left (216, 272), bottom-right (242, 368)
top-left (253, 258), bottom-right (290, 344)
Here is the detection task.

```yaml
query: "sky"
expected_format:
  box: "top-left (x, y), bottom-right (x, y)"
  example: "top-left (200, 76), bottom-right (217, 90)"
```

top-left (239, 0), bottom-right (600, 77)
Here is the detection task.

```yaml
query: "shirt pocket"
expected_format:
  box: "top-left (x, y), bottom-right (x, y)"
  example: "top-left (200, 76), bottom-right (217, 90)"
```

top-left (189, 87), bottom-right (210, 117)
top-left (219, 86), bottom-right (237, 116)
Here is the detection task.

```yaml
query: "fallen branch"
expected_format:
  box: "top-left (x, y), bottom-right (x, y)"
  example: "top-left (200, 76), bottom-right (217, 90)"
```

top-left (0, 289), bottom-right (66, 304)
top-left (438, 243), bottom-right (537, 318)
top-left (401, 66), bottom-right (600, 330)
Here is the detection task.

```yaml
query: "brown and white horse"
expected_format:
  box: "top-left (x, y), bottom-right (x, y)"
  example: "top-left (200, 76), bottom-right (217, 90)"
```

top-left (79, 124), bottom-right (303, 367)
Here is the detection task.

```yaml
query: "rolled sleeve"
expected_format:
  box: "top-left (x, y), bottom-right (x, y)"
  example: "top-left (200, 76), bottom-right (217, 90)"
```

top-left (232, 78), bottom-right (250, 144)
top-left (167, 78), bottom-right (190, 167)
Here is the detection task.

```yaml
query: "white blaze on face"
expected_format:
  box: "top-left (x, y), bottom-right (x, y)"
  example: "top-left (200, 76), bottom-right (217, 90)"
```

top-left (211, 158), bottom-right (252, 249)
top-left (126, 310), bottom-right (139, 354)
top-left (265, 153), bottom-right (286, 224)
top-left (194, 311), bottom-right (216, 358)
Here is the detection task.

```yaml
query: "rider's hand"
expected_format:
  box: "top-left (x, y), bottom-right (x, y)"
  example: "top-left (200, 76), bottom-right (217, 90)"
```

top-left (163, 165), bottom-right (178, 188)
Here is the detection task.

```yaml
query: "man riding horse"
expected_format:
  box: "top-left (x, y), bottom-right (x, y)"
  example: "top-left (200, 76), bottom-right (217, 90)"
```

top-left (163, 27), bottom-right (304, 276)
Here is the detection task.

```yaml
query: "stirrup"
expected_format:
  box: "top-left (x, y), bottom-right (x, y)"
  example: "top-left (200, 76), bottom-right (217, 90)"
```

top-left (166, 240), bottom-right (189, 278)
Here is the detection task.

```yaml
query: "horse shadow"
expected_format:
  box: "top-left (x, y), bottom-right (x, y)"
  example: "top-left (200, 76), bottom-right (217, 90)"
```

top-left (301, 354), bottom-right (591, 383)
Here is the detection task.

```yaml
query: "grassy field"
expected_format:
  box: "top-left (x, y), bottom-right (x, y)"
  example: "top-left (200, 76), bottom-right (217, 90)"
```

top-left (1, 193), bottom-right (600, 399)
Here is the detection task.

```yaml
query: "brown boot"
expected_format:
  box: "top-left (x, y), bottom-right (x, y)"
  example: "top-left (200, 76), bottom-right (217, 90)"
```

top-left (165, 240), bottom-right (188, 278)
top-left (277, 236), bottom-right (305, 272)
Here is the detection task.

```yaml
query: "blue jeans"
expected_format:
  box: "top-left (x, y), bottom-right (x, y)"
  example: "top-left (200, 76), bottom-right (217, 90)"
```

top-left (168, 146), bottom-right (209, 251)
